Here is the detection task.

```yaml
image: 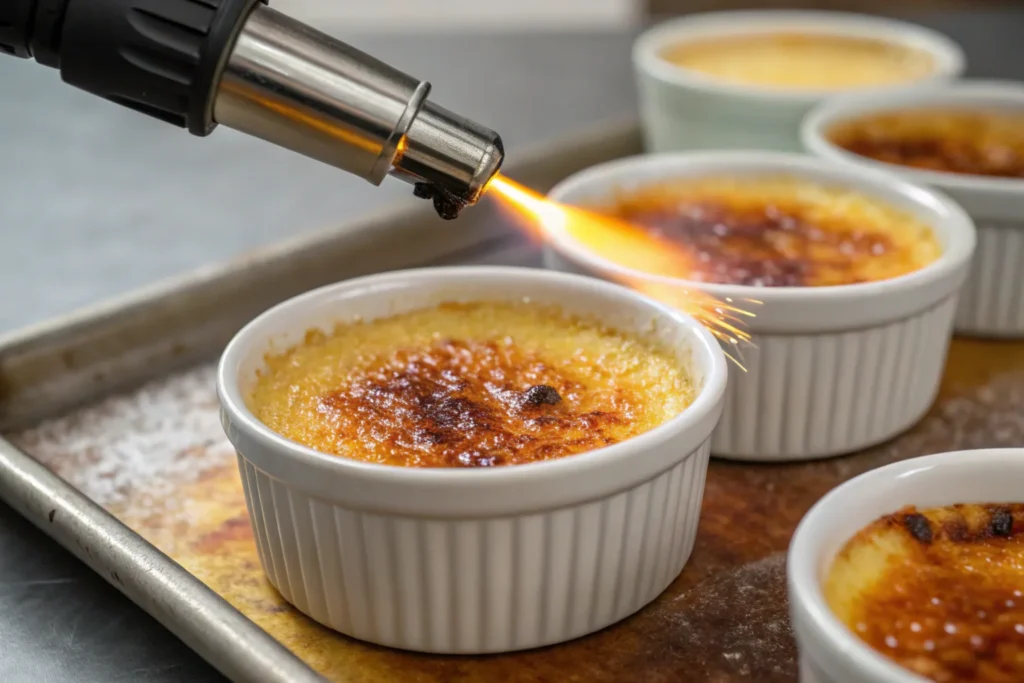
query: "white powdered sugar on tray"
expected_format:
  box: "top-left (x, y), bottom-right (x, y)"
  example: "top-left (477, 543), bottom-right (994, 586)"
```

top-left (938, 380), bottom-right (1024, 447)
top-left (9, 364), bottom-right (233, 510)
top-left (10, 361), bottom-right (1024, 509)
top-left (664, 553), bottom-right (794, 680)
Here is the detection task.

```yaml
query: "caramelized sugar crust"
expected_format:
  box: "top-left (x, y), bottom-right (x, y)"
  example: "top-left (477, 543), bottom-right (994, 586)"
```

top-left (602, 177), bottom-right (940, 287)
top-left (829, 109), bottom-right (1024, 179)
top-left (247, 302), bottom-right (694, 468)
top-left (825, 504), bottom-right (1024, 683)
top-left (661, 33), bottom-right (935, 90)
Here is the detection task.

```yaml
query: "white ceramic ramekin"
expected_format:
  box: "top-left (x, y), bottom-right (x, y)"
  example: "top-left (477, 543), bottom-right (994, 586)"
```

top-left (544, 152), bottom-right (976, 461)
top-left (633, 11), bottom-right (964, 154)
top-left (803, 81), bottom-right (1024, 338)
top-left (217, 266), bottom-right (728, 653)
top-left (788, 448), bottom-right (1024, 683)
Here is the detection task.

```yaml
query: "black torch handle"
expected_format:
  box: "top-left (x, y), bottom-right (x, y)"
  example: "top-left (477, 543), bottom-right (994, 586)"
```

top-left (0, 0), bottom-right (264, 135)
top-left (0, 0), bottom-right (45, 60)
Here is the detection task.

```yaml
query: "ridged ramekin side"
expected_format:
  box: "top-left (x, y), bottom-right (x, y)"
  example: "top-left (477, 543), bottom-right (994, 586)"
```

top-left (712, 297), bottom-right (956, 460)
top-left (236, 440), bottom-right (711, 654)
top-left (954, 219), bottom-right (1024, 337)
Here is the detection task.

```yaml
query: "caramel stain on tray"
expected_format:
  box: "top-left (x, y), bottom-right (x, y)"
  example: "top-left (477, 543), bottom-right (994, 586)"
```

top-left (10, 339), bottom-right (1024, 681)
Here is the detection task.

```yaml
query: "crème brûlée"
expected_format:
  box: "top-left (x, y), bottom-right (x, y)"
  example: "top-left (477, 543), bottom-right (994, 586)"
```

top-left (825, 504), bottom-right (1024, 682)
top-left (247, 302), bottom-right (695, 468)
top-left (828, 109), bottom-right (1024, 179)
top-left (660, 33), bottom-right (936, 90)
top-left (591, 177), bottom-right (941, 287)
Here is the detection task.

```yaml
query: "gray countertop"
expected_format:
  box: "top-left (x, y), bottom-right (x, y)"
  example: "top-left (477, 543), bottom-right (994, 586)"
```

top-left (1, 13), bottom-right (1023, 682)
top-left (0, 30), bottom-right (637, 333)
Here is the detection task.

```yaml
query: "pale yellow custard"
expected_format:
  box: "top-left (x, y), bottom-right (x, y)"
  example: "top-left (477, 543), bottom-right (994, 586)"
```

top-left (662, 33), bottom-right (936, 90)
top-left (248, 302), bottom-right (695, 468)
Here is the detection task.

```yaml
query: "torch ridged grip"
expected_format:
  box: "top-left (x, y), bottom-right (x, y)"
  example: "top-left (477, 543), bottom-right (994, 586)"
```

top-left (59, 0), bottom-right (263, 134)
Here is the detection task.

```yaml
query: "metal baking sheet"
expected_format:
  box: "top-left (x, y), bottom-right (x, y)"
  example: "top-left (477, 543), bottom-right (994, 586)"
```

top-left (5, 118), bottom-right (1024, 683)
top-left (0, 122), bottom-right (634, 683)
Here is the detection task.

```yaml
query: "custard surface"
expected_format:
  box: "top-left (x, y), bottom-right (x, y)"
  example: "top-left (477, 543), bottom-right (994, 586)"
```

top-left (247, 302), bottom-right (694, 468)
top-left (662, 33), bottom-right (935, 90)
top-left (829, 109), bottom-right (1024, 179)
top-left (594, 177), bottom-right (940, 287)
top-left (825, 504), bottom-right (1024, 683)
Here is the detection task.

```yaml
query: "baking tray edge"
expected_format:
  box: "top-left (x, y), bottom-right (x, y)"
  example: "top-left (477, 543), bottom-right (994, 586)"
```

top-left (0, 121), bottom-right (642, 683)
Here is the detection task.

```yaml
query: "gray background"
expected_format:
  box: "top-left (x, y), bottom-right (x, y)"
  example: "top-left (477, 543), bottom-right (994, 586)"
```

top-left (1, 13), bottom-right (1022, 682)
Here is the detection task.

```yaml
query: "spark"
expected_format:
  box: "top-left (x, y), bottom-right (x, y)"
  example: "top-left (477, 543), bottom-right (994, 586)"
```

top-left (487, 175), bottom-right (756, 369)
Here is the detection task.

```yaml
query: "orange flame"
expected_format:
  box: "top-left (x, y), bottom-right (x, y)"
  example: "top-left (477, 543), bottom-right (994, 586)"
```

top-left (486, 175), bottom-right (756, 368)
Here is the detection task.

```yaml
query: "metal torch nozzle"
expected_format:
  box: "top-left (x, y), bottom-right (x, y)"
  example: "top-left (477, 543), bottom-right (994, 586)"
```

top-left (212, 4), bottom-right (503, 219)
top-left (394, 101), bottom-right (505, 219)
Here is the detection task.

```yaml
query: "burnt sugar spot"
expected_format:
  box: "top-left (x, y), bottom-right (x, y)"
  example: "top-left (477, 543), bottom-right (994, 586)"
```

top-left (522, 384), bottom-right (563, 406)
top-left (317, 339), bottom-right (631, 468)
top-left (990, 508), bottom-right (1014, 537)
top-left (903, 512), bottom-right (934, 544)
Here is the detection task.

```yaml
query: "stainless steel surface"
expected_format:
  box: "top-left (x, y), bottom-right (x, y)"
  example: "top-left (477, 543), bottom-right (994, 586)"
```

top-left (0, 439), bottom-right (324, 683)
top-left (0, 13), bottom-right (1021, 683)
top-left (215, 5), bottom-right (425, 186)
top-left (215, 5), bottom-right (503, 201)
top-left (0, 506), bottom-right (227, 683)
top-left (0, 123), bottom-right (639, 682)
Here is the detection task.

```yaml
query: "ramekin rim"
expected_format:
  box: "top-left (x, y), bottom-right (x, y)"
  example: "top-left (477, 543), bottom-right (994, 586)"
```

top-left (544, 151), bottom-right (976, 306)
top-left (217, 265), bottom-right (729, 486)
top-left (787, 448), bottom-right (1024, 682)
top-left (632, 10), bottom-right (965, 103)
top-left (802, 80), bottom-right (1024, 197)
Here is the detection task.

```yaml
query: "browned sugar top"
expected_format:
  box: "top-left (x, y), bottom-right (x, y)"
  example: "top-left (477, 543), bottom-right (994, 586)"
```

top-left (829, 109), bottom-right (1024, 179)
top-left (320, 339), bottom-right (637, 467)
top-left (600, 178), bottom-right (940, 287)
top-left (828, 504), bottom-right (1024, 683)
top-left (247, 302), bottom-right (694, 468)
